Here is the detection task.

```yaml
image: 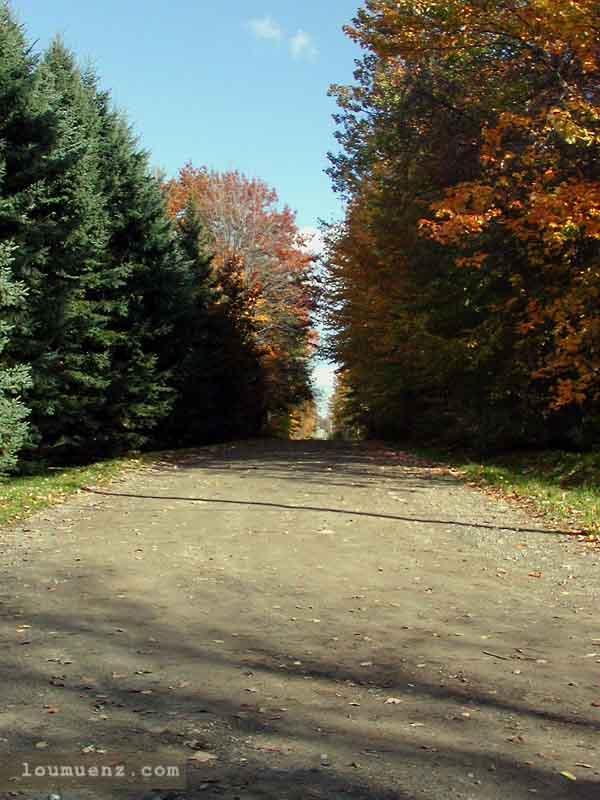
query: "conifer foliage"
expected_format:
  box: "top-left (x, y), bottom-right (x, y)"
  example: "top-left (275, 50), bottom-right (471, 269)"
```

top-left (0, 244), bottom-right (30, 472)
top-left (0, 4), bottom-right (315, 472)
top-left (165, 166), bottom-right (316, 437)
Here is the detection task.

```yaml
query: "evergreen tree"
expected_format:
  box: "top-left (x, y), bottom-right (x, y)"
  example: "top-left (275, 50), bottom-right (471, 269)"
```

top-left (156, 198), bottom-right (216, 446)
top-left (159, 201), bottom-right (265, 446)
top-left (0, 4), bottom-right (56, 231)
top-left (0, 2), bottom-right (305, 464)
top-left (19, 40), bottom-right (115, 459)
top-left (208, 256), bottom-right (266, 440)
top-left (0, 243), bottom-right (30, 473)
top-left (0, 3), bottom-right (60, 463)
top-left (91, 90), bottom-right (182, 451)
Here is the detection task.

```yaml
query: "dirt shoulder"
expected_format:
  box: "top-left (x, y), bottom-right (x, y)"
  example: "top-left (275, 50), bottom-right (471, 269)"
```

top-left (1, 440), bottom-right (598, 799)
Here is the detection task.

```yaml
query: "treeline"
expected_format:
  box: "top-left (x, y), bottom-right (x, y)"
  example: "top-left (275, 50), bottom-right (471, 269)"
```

top-left (0, 5), bottom-right (314, 473)
top-left (324, 0), bottom-right (600, 450)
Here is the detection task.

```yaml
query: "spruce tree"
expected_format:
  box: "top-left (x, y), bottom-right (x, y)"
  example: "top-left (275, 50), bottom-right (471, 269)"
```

top-left (0, 4), bottom-right (60, 460)
top-left (207, 256), bottom-right (265, 440)
top-left (21, 40), bottom-right (115, 459)
top-left (157, 199), bottom-right (217, 446)
top-left (0, 243), bottom-right (30, 473)
top-left (159, 202), bottom-right (265, 446)
top-left (91, 90), bottom-right (182, 451)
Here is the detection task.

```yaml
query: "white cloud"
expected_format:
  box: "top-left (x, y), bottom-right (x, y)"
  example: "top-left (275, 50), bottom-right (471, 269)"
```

top-left (290, 29), bottom-right (318, 62)
top-left (247, 18), bottom-right (318, 63)
top-left (248, 15), bottom-right (283, 42)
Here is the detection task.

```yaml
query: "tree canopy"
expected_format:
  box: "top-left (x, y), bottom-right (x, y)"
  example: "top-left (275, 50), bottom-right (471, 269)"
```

top-left (0, 4), bottom-right (316, 472)
top-left (324, 0), bottom-right (600, 449)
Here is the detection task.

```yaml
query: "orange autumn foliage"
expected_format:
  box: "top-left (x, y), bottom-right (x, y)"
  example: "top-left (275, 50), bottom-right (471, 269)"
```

top-left (325, 0), bottom-right (600, 446)
top-left (338, 0), bottom-right (600, 422)
top-left (165, 165), bottom-right (316, 430)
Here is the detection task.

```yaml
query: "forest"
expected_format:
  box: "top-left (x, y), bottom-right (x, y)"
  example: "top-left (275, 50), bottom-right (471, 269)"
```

top-left (0, 4), bottom-right (316, 474)
top-left (2, 0), bottom-right (600, 480)
top-left (325, 0), bottom-right (600, 451)
top-left (1, 3), bottom-right (599, 793)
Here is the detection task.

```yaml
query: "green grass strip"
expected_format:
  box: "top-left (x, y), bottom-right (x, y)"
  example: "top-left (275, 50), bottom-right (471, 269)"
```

top-left (0, 456), bottom-right (145, 527)
top-left (428, 449), bottom-right (600, 535)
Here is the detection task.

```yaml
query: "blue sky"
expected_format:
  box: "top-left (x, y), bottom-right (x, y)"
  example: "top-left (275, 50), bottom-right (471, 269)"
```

top-left (14, 0), bottom-right (359, 410)
top-left (14, 0), bottom-right (360, 230)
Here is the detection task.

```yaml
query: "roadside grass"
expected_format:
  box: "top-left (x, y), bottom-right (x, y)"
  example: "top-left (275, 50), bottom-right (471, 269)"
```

top-left (425, 449), bottom-right (600, 535)
top-left (0, 456), bottom-right (146, 527)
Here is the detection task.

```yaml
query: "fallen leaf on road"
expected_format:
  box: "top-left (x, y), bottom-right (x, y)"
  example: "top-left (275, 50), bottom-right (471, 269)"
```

top-left (385, 698), bottom-right (403, 705)
top-left (560, 771), bottom-right (577, 781)
top-left (188, 751), bottom-right (218, 765)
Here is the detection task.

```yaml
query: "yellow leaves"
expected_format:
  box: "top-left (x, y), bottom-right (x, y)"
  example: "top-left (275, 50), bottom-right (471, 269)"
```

top-left (422, 183), bottom-right (502, 249)
top-left (355, 0), bottom-right (600, 112)
top-left (522, 180), bottom-right (600, 244)
top-left (456, 252), bottom-right (488, 269)
top-left (253, 297), bottom-right (272, 327)
top-left (549, 107), bottom-right (600, 147)
top-left (421, 210), bottom-right (499, 246)
top-left (337, 0), bottom-right (600, 430)
top-left (542, 169), bottom-right (556, 184)
top-left (582, 58), bottom-right (597, 73)
top-left (560, 771), bottom-right (578, 782)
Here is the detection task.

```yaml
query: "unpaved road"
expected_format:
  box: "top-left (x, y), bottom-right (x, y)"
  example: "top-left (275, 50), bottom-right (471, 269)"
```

top-left (1, 440), bottom-right (599, 800)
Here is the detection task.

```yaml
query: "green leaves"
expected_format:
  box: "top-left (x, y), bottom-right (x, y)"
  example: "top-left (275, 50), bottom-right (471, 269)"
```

top-left (325, 0), bottom-right (600, 450)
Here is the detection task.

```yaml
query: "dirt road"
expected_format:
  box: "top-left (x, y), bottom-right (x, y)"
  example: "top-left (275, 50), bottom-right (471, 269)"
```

top-left (1, 441), bottom-right (598, 800)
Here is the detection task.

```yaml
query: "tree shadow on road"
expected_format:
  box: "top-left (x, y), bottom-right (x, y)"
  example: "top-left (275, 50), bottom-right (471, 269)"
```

top-left (1, 564), bottom-right (598, 800)
top-left (83, 487), bottom-right (573, 537)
